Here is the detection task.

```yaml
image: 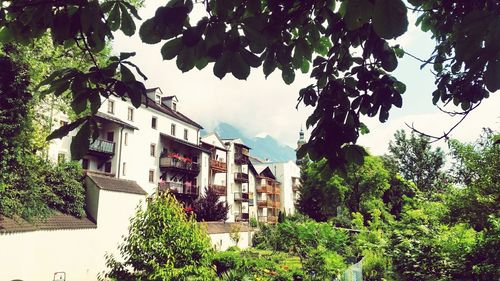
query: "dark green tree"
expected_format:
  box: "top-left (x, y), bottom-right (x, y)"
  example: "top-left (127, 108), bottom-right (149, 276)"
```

top-left (192, 187), bottom-right (229, 221)
top-left (1, 0), bottom-right (496, 168)
top-left (385, 130), bottom-right (445, 192)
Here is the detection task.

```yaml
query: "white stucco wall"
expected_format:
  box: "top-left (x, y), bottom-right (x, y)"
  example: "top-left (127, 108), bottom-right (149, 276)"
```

top-left (0, 189), bottom-right (145, 281)
top-left (209, 231), bottom-right (254, 251)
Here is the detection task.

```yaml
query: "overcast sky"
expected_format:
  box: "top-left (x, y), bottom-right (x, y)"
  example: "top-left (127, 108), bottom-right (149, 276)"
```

top-left (112, 1), bottom-right (499, 154)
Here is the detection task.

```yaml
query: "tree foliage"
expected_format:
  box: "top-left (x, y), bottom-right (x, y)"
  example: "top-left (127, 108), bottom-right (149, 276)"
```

top-left (385, 130), bottom-right (445, 192)
top-left (1, 0), bottom-right (496, 168)
top-left (192, 187), bottom-right (229, 222)
top-left (102, 193), bottom-right (216, 280)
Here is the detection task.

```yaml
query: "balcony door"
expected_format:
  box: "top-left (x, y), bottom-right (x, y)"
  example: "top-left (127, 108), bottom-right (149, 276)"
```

top-left (107, 132), bottom-right (114, 142)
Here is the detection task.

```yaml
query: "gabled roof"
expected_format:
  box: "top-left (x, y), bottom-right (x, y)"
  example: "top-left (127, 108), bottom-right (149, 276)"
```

top-left (87, 173), bottom-right (147, 195)
top-left (160, 133), bottom-right (212, 154)
top-left (248, 161), bottom-right (258, 176)
top-left (142, 95), bottom-right (203, 129)
top-left (201, 132), bottom-right (228, 151)
top-left (256, 166), bottom-right (276, 180)
top-left (95, 112), bottom-right (138, 130)
top-left (162, 95), bottom-right (178, 102)
top-left (0, 212), bottom-right (96, 234)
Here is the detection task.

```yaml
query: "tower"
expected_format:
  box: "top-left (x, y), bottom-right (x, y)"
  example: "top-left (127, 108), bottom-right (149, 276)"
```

top-left (296, 127), bottom-right (306, 165)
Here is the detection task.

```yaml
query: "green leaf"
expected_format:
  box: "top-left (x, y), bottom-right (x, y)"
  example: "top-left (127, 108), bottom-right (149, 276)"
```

top-left (127, 81), bottom-right (145, 108)
top-left (120, 3), bottom-right (136, 36)
top-left (231, 52), bottom-right (250, 80)
top-left (161, 38), bottom-right (182, 60)
top-left (182, 27), bottom-right (202, 47)
top-left (373, 0), bottom-right (408, 39)
top-left (392, 93), bottom-right (403, 108)
top-left (71, 122), bottom-right (91, 160)
top-left (263, 52), bottom-right (276, 78)
top-left (120, 52), bottom-right (136, 60)
top-left (176, 47), bottom-right (196, 72)
top-left (139, 19), bottom-right (161, 44)
top-left (107, 3), bottom-right (121, 31)
top-left (89, 91), bottom-right (101, 114)
top-left (282, 67), bottom-right (295, 85)
top-left (394, 81), bottom-right (406, 94)
top-left (0, 27), bottom-right (13, 43)
top-left (195, 57), bottom-right (209, 70)
top-left (241, 49), bottom-right (261, 67)
top-left (120, 64), bottom-right (135, 82)
top-left (47, 118), bottom-right (87, 140)
top-left (484, 59), bottom-right (499, 92)
top-left (381, 51), bottom-right (398, 72)
top-left (343, 0), bottom-right (374, 30)
top-left (213, 52), bottom-right (231, 79)
top-left (342, 144), bottom-right (367, 165)
top-left (300, 60), bottom-right (310, 74)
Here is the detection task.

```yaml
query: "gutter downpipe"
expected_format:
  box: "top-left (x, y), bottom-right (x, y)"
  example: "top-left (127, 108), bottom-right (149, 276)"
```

top-left (117, 126), bottom-right (125, 178)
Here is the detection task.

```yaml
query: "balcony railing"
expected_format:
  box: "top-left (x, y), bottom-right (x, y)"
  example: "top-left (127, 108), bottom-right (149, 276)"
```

top-left (158, 182), bottom-right (198, 196)
top-left (89, 138), bottom-right (115, 155)
top-left (234, 172), bottom-right (248, 183)
top-left (235, 213), bottom-right (249, 221)
top-left (256, 185), bottom-right (269, 193)
top-left (234, 192), bottom-right (249, 201)
top-left (257, 200), bottom-right (267, 208)
top-left (159, 157), bottom-right (200, 174)
top-left (267, 216), bottom-right (278, 223)
top-left (267, 200), bottom-right (274, 208)
top-left (209, 184), bottom-right (226, 196)
top-left (258, 216), bottom-right (267, 223)
top-left (274, 186), bottom-right (281, 194)
top-left (210, 159), bottom-right (227, 172)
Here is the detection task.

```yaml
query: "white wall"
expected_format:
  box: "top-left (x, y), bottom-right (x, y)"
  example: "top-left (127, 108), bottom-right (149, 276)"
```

top-left (209, 231), bottom-right (254, 251)
top-left (0, 189), bottom-right (145, 281)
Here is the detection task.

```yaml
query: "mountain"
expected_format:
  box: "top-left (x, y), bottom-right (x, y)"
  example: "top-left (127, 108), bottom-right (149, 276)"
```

top-left (202, 122), bottom-right (296, 162)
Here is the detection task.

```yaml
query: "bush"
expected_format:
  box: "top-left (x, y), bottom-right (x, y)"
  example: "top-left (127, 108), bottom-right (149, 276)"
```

top-left (302, 246), bottom-right (346, 280)
top-left (193, 187), bottom-right (229, 221)
top-left (102, 193), bottom-right (215, 280)
top-left (212, 251), bottom-right (243, 276)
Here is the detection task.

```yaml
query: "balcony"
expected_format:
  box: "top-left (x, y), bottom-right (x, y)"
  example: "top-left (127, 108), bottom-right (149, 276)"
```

top-left (234, 154), bottom-right (248, 165)
top-left (210, 159), bottom-right (227, 172)
top-left (158, 181), bottom-right (198, 196)
top-left (267, 216), bottom-right (278, 223)
top-left (88, 138), bottom-right (115, 155)
top-left (258, 216), bottom-right (267, 223)
top-left (234, 192), bottom-right (249, 202)
top-left (234, 172), bottom-right (248, 183)
top-left (267, 200), bottom-right (274, 208)
top-left (235, 213), bottom-right (249, 222)
top-left (256, 185), bottom-right (268, 193)
top-left (257, 200), bottom-right (267, 208)
top-left (209, 184), bottom-right (226, 196)
top-left (274, 186), bottom-right (281, 194)
top-left (159, 157), bottom-right (200, 175)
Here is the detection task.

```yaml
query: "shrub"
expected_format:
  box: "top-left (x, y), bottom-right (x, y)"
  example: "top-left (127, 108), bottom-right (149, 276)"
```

top-left (212, 251), bottom-right (243, 276)
top-left (102, 193), bottom-right (215, 280)
top-left (193, 187), bottom-right (229, 221)
top-left (302, 246), bottom-right (346, 280)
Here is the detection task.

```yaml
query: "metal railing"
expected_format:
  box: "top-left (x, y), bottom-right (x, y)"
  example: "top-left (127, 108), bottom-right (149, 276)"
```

top-left (158, 182), bottom-right (198, 196)
top-left (159, 157), bottom-right (200, 172)
top-left (209, 184), bottom-right (226, 196)
top-left (234, 172), bottom-right (248, 182)
top-left (89, 138), bottom-right (115, 154)
top-left (234, 192), bottom-right (249, 201)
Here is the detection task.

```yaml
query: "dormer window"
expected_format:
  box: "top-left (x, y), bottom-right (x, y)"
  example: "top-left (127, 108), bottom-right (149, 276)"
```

top-left (155, 95), bottom-right (161, 104)
top-left (173, 102), bottom-right (177, 111)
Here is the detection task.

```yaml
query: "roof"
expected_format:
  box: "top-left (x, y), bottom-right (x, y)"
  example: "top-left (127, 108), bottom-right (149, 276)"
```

top-left (95, 112), bottom-right (138, 130)
top-left (160, 133), bottom-right (212, 154)
top-left (201, 132), bottom-right (228, 151)
top-left (161, 95), bottom-right (178, 102)
top-left (222, 138), bottom-right (251, 149)
top-left (248, 161), bottom-right (258, 175)
top-left (142, 95), bottom-right (203, 129)
top-left (0, 212), bottom-right (96, 234)
top-left (256, 166), bottom-right (276, 180)
top-left (202, 222), bottom-right (253, 234)
top-left (87, 173), bottom-right (147, 195)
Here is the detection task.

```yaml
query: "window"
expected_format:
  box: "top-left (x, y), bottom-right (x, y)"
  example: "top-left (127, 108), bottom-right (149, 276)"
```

top-left (82, 158), bottom-right (89, 169)
top-left (107, 100), bottom-right (114, 114)
top-left (151, 117), bottom-right (157, 129)
top-left (155, 95), bottom-right (161, 104)
top-left (127, 107), bottom-right (134, 121)
top-left (148, 170), bottom-right (155, 183)
top-left (104, 162), bottom-right (112, 173)
top-left (57, 153), bottom-right (65, 163)
top-left (171, 124), bottom-right (176, 136)
top-left (173, 102), bottom-right (177, 111)
top-left (107, 132), bottom-right (114, 142)
top-left (150, 144), bottom-right (156, 156)
top-left (184, 129), bottom-right (188, 141)
top-left (124, 132), bottom-right (128, 146)
top-left (122, 162), bottom-right (126, 176)
top-left (60, 120), bottom-right (68, 127)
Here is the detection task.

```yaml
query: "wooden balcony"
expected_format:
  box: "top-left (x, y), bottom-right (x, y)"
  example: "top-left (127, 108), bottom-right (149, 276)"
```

top-left (258, 216), bottom-right (267, 223)
top-left (267, 216), bottom-right (278, 223)
top-left (235, 213), bottom-right (249, 221)
top-left (210, 159), bottom-right (227, 172)
top-left (257, 200), bottom-right (267, 208)
top-left (256, 185), bottom-right (270, 193)
top-left (234, 172), bottom-right (248, 183)
top-left (209, 184), bottom-right (226, 196)
top-left (234, 192), bottom-right (249, 202)
top-left (158, 182), bottom-right (198, 196)
top-left (266, 200), bottom-right (274, 208)
top-left (88, 138), bottom-right (115, 156)
top-left (274, 186), bottom-right (281, 194)
top-left (159, 157), bottom-right (200, 175)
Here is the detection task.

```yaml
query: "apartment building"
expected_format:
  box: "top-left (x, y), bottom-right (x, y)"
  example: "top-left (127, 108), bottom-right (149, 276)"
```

top-left (48, 87), bottom-right (210, 203)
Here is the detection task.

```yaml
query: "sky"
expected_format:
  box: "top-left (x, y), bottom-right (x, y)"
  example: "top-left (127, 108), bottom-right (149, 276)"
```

top-left (112, 1), bottom-right (499, 154)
